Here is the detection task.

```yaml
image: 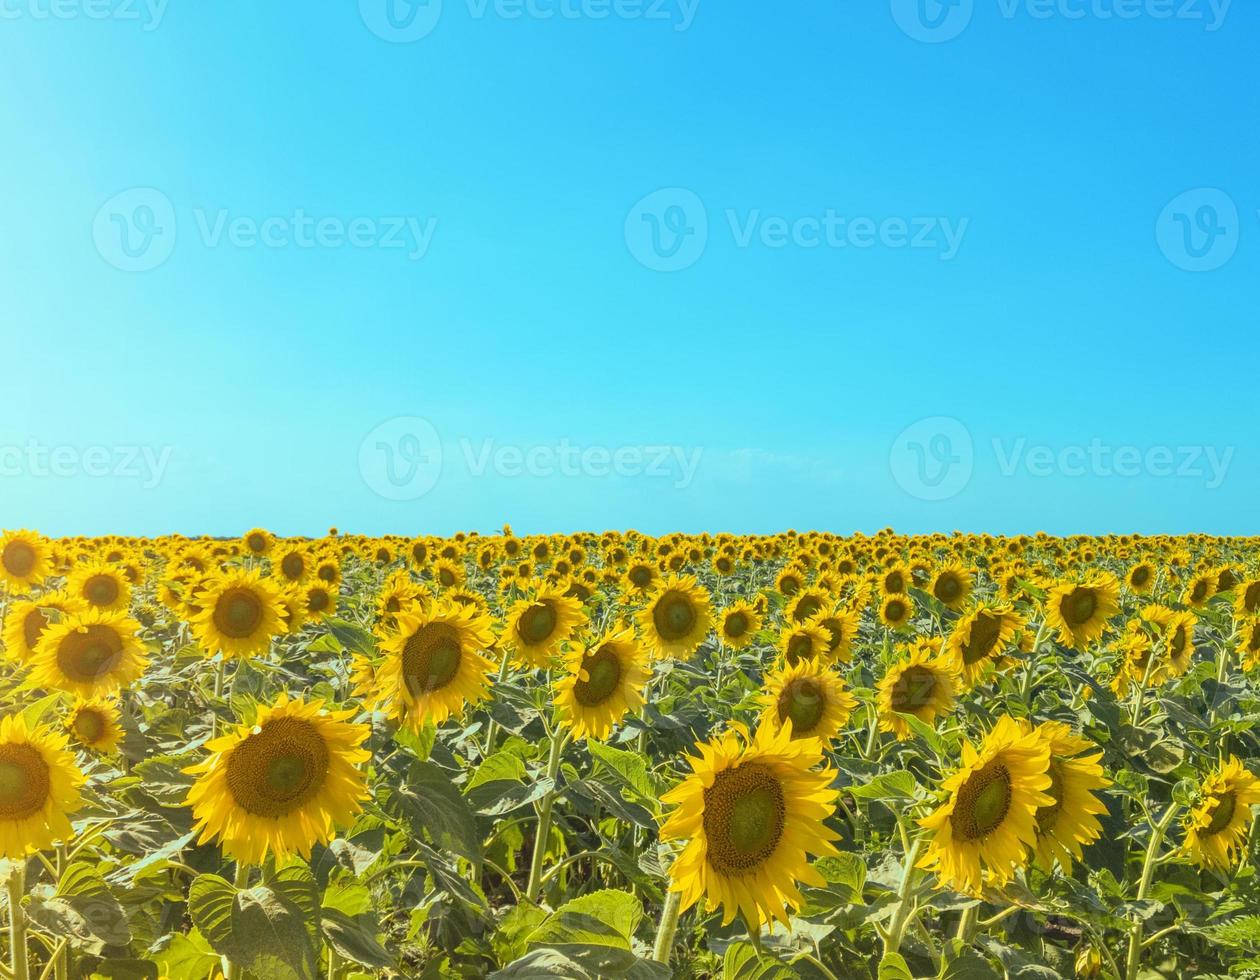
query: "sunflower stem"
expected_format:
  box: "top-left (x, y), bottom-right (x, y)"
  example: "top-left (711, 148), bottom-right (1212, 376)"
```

top-left (1123, 802), bottom-right (1180, 980)
top-left (883, 832), bottom-right (923, 956)
top-left (482, 649), bottom-right (513, 758)
top-left (650, 888), bottom-right (682, 963)
top-left (6, 863), bottom-right (28, 980)
top-left (224, 863), bottom-right (251, 980)
top-left (524, 729), bottom-right (567, 904)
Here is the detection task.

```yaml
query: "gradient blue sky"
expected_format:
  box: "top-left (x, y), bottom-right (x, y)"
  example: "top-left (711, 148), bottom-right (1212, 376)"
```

top-left (2, 1), bottom-right (1256, 539)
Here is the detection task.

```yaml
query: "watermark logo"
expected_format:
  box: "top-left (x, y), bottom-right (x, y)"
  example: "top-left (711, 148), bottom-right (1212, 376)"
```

top-left (890, 417), bottom-right (974, 501)
top-left (891, 0), bottom-right (974, 42)
top-left (625, 188), bottom-right (708, 272)
top-left (0, 0), bottom-right (169, 30)
top-left (1156, 187), bottom-right (1238, 272)
top-left (359, 417), bottom-right (444, 501)
top-left (92, 187), bottom-right (177, 273)
top-left (0, 441), bottom-right (173, 489)
top-left (359, 0), bottom-right (444, 42)
top-left (92, 188), bottom-right (438, 271)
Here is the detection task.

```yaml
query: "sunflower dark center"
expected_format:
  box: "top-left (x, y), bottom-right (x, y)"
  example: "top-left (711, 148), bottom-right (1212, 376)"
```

top-left (792, 596), bottom-right (823, 622)
top-left (281, 553), bottom-right (304, 579)
top-left (1244, 582), bottom-right (1260, 614)
top-left (308, 588), bottom-right (331, 613)
top-left (885, 571), bottom-right (906, 594)
top-left (23, 608), bottom-right (50, 651)
top-left (1205, 790), bottom-right (1237, 836)
top-left (225, 717), bottom-right (329, 817)
top-left (885, 599), bottom-right (907, 623)
top-left (246, 533), bottom-right (267, 553)
top-left (702, 763), bottom-right (786, 874)
top-left (628, 566), bottom-right (652, 588)
top-left (2, 542), bottom-right (37, 578)
top-left (518, 602), bottom-right (557, 645)
top-left (724, 611), bottom-right (749, 639)
top-left (213, 588), bottom-right (265, 639)
top-left (1131, 566), bottom-right (1151, 587)
top-left (777, 678), bottom-right (825, 734)
top-left (785, 632), bottom-right (815, 665)
top-left (1061, 588), bottom-right (1098, 627)
top-left (58, 625), bottom-right (124, 682)
top-left (951, 762), bottom-right (1012, 841)
top-left (891, 664), bottom-right (938, 712)
top-left (934, 575), bottom-right (962, 603)
top-left (654, 593), bottom-right (696, 641)
top-left (962, 611), bottom-right (1003, 665)
top-left (73, 709), bottom-right (107, 744)
top-left (573, 647), bottom-right (622, 706)
top-left (402, 622), bottom-right (462, 694)
top-left (0, 744), bottom-right (51, 820)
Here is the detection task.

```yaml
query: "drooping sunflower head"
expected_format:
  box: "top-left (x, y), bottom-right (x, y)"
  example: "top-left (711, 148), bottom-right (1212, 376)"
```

top-left (504, 587), bottom-right (587, 669)
top-left (375, 600), bottom-right (497, 729)
top-left (0, 713), bottom-right (85, 859)
top-left (718, 600), bottom-right (761, 651)
top-left (787, 587), bottom-right (830, 624)
top-left (2, 591), bottom-right (80, 665)
top-left (65, 697), bottom-right (124, 753)
top-left (67, 561), bottom-right (132, 613)
top-left (877, 639), bottom-right (958, 740)
top-left (761, 658), bottom-right (856, 744)
top-left (1044, 574), bottom-right (1120, 650)
top-left (184, 695), bottom-right (371, 865)
top-left (930, 563), bottom-right (973, 610)
top-left (0, 529), bottom-right (52, 593)
top-left (190, 568), bottom-right (286, 659)
top-left (553, 628), bottom-right (650, 742)
top-left (660, 719), bottom-right (839, 929)
top-left (638, 574), bottom-right (712, 661)
top-left (944, 604), bottom-right (1026, 688)
top-left (1025, 721), bottom-right (1111, 873)
top-left (918, 716), bottom-right (1054, 896)
top-left (29, 608), bottom-right (148, 697)
top-left (1182, 756), bottom-right (1260, 872)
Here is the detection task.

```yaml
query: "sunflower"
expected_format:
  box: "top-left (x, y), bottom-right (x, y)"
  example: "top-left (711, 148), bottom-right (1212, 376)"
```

top-left (774, 566), bottom-right (804, 597)
top-left (0, 529), bottom-right (52, 592)
top-left (242, 527), bottom-right (275, 557)
top-left (184, 695), bottom-right (370, 864)
top-left (67, 561), bottom-right (132, 613)
top-left (1044, 574), bottom-right (1120, 650)
top-left (0, 714), bottom-right (84, 859)
top-left (553, 629), bottom-right (649, 742)
top-left (944, 604), bottom-right (1026, 688)
top-left (761, 659), bottom-right (856, 743)
top-left (786, 587), bottom-right (830, 624)
top-left (1141, 604), bottom-right (1198, 678)
top-left (1024, 721), bottom-right (1110, 872)
top-left (814, 604), bottom-right (860, 664)
top-left (638, 574), bottom-right (712, 661)
top-left (1234, 579), bottom-right (1260, 620)
top-left (304, 581), bottom-right (338, 622)
top-left (660, 718), bottom-right (840, 929)
top-left (2, 591), bottom-right (79, 665)
top-left (877, 639), bottom-right (958, 740)
top-left (190, 568), bottom-right (286, 659)
top-left (1182, 756), bottom-right (1260, 871)
top-left (504, 586), bottom-right (587, 669)
top-left (65, 697), bottom-right (124, 753)
top-left (879, 593), bottom-right (915, 631)
top-left (1126, 562), bottom-right (1157, 595)
top-left (374, 600), bottom-right (497, 729)
top-left (717, 600), bottom-right (761, 650)
top-left (878, 563), bottom-right (913, 596)
top-left (375, 573), bottom-right (428, 636)
top-left (930, 563), bottom-right (973, 611)
top-left (778, 619), bottom-right (833, 667)
top-left (918, 716), bottom-right (1053, 895)
top-left (274, 543), bottom-right (310, 584)
top-left (622, 561), bottom-right (657, 595)
top-left (431, 558), bottom-right (465, 591)
top-left (30, 608), bottom-right (148, 697)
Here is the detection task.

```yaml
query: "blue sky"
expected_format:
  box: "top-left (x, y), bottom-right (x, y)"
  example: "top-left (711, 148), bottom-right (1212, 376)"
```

top-left (2, 0), bottom-right (1256, 539)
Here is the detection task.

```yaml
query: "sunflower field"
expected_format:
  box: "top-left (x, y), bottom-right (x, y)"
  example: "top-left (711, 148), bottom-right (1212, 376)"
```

top-left (1, 528), bottom-right (1259, 980)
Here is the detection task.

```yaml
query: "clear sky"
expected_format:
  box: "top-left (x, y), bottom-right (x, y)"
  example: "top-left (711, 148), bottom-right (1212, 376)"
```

top-left (2, 0), bottom-right (1256, 539)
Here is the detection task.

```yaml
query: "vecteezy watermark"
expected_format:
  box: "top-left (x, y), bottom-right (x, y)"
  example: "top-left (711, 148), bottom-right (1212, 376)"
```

top-left (358, 0), bottom-right (698, 42)
top-left (0, 441), bottom-right (173, 489)
top-left (0, 0), bottom-right (168, 30)
top-left (359, 417), bottom-right (703, 500)
top-left (625, 188), bottom-right (968, 271)
top-left (1156, 187), bottom-right (1239, 272)
top-left (890, 417), bottom-right (975, 501)
top-left (891, 417), bottom-right (1235, 500)
top-left (892, 0), bottom-right (1231, 42)
top-left (92, 187), bottom-right (438, 272)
